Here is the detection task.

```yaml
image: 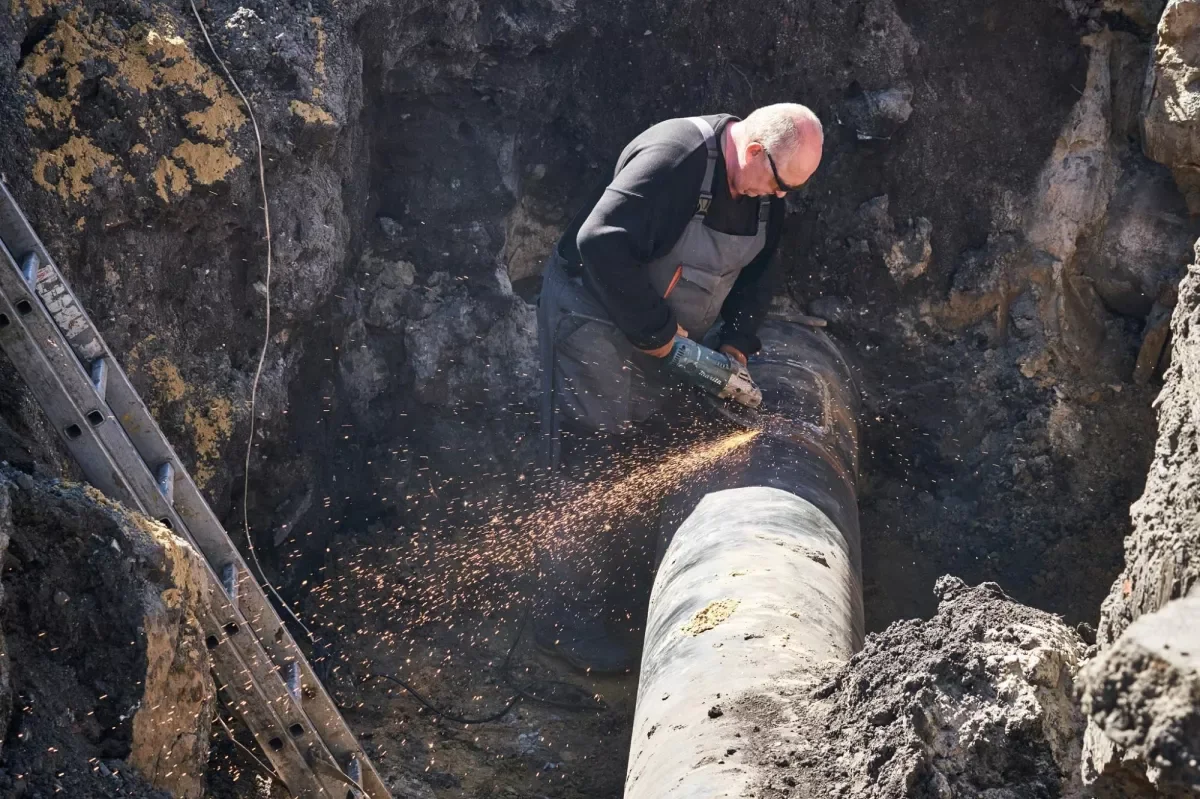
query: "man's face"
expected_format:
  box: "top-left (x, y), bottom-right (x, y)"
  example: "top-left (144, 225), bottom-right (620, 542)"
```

top-left (738, 138), bottom-right (821, 199)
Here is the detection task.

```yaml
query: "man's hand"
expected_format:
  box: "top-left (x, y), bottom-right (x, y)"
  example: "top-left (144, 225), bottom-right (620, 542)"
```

top-left (640, 324), bottom-right (688, 358)
top-left (720, 344), bottom-right (748, 367)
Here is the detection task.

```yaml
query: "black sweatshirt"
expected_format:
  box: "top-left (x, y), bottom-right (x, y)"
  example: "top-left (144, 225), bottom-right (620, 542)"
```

top-left (556, 114), bottom-right (784, 356)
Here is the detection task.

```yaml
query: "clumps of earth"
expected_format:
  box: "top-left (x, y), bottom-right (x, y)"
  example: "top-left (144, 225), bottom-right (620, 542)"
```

top-left (738, 578), bottom-right (1091, 798)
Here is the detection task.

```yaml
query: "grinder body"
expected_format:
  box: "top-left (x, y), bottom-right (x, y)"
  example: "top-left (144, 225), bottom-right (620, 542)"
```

top-left (663, 337), bottom-right (763, 409)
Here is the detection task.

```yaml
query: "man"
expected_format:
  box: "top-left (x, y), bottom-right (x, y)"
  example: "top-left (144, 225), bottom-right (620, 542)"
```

top-left (535, 103), bottom-right (824, 672)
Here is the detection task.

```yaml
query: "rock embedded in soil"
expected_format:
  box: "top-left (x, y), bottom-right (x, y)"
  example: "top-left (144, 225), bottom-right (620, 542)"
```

top-left (882, 216), bottom-right (933, 286)
top-left (842, 87), bottom-right (914, 140)
top-left (741, 578), bottom-right (1089, 798)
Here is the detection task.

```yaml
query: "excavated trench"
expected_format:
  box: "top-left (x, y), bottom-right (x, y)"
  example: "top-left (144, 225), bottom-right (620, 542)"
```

top-left (279, 0), bottom-right (1164, 631)
top-left (249, 3), bottom-right (1169, 793)
top-left (293, 0), bottom-right (1164, 632)
top-left (0, 0), bottom-right (1196, 796)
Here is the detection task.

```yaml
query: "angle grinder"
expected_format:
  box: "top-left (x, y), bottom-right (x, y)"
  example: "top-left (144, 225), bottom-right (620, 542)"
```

top-left (662, 336), bottom-right (763, 411)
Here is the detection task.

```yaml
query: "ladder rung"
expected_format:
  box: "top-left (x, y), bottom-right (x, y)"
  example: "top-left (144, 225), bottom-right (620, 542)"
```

top-left (348, 755), bottom-right (363, 798)
top-left (286, 661), bottom-right (302, 700)
top-left (90, 357), bottom-right (108, 397)
top-left (222, 562), bottom-right (239, 605)
top-left (203, 601), bottom-right (336, 798)
top-left (19, 251), bottom-right (37, 284)
top-left (156, 461), bottom-right (175, 504)
top-left (0, 290), bottom-right (142, 509)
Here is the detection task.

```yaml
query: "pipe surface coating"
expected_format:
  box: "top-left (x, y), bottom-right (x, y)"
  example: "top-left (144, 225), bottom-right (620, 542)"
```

top-left (626, 321), bottom-right (862, 799)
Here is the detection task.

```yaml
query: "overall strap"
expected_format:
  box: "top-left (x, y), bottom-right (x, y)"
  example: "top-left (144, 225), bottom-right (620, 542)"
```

top-left (686, 117), bottom-right (719, 220)
top-left (757, 197), bottom-right (771, 236)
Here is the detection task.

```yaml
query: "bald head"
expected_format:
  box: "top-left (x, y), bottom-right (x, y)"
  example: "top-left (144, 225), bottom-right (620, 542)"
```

top-left (726, 103), bottom-right (824, 198)
top-left (742, 104), bottom-right (823, 158)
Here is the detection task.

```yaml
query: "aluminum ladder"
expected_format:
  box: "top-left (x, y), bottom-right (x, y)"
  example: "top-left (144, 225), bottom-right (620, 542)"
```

top-left (0, 180), bottom-right (390, 799)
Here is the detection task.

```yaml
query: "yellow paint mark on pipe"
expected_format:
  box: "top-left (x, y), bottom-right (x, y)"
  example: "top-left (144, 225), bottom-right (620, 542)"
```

top-left (682, 599), bottom-right (740, 636)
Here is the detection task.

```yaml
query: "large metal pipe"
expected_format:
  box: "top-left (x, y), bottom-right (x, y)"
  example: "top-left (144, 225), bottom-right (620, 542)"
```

top-left (626, 320), bottom-right (862, 799)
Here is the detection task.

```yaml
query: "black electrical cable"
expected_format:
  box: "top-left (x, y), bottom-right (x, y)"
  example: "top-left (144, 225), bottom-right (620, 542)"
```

top-left (503, 676), bottom-right (603, 712)
top-left (369, 612), bottom-right (526, 725)
top-left (373, 675), bottom-right (521, 725)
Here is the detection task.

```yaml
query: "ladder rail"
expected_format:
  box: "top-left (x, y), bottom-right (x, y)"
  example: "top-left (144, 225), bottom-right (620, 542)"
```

top-left (0, 183), bottom-right (390, 799)
top-left (0, 290), bottom-right (141, 509)
top-left (0, 233), bottom-right (342, 799)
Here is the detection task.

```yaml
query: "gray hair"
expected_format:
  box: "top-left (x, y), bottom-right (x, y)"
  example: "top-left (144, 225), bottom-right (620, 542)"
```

top-left (742, 103), bottom-right (823, 158)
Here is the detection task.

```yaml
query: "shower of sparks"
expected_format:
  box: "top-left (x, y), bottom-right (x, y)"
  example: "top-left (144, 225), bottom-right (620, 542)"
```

top-left (300, 428), bottom-right (759, 691)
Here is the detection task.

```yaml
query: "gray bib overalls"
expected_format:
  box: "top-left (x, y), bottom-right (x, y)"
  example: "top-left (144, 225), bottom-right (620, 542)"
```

top-left (538, 117), bottom-right (769, 467)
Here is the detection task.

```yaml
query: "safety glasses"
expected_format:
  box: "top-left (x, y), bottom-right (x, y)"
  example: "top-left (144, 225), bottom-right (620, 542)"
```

top-left (763, 147), bottom-right (803, 193)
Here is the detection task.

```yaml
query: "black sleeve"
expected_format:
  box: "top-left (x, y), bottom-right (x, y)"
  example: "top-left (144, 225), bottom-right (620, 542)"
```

top-left (718, 197), bottom-right (785, 356)
top-left (576, 141), bottom-right (706, 351)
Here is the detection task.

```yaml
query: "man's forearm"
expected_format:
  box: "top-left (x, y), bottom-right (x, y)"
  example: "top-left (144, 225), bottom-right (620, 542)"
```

top-left (579, 259), bottom-right (677, 351)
